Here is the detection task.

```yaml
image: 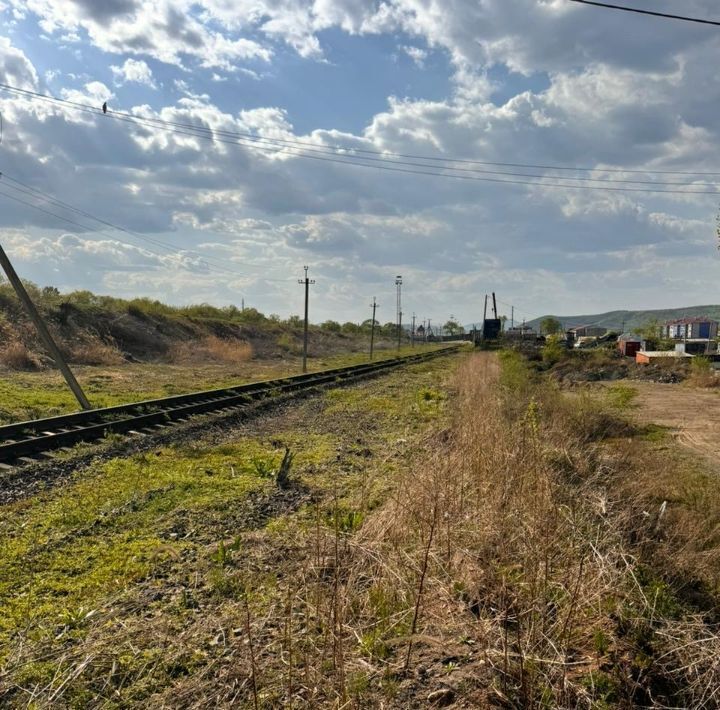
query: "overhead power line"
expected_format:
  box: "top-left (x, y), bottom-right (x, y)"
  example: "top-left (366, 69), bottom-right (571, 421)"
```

top-left (4, 82), bottom-right (717, 178)
top-left (567, 0), bottom-right (720, 26)
top-left (1, 83), bottom-right (719, 196)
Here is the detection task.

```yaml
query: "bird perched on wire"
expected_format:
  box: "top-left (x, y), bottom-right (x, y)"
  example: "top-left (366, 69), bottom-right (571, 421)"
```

top-left (102, 102), bottom-right (107, 114)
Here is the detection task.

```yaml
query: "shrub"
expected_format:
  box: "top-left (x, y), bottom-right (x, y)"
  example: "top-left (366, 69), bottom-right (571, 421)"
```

top-left (686, 355), bottom-right (718, 388)
top-left (276, 333), bottom-right (302, 355)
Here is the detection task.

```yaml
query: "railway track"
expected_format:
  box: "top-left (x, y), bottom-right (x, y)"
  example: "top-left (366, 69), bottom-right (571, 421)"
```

top-left (0, 346), bottom-right (458, 468)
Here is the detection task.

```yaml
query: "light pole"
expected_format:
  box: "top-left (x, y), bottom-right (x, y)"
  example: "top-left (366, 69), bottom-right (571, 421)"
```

top-left (395, 275), bottom-right (402, 351)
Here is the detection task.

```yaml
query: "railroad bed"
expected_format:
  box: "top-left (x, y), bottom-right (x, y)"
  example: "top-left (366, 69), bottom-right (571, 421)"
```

top-left (0, 346), bottom-right (459, 467)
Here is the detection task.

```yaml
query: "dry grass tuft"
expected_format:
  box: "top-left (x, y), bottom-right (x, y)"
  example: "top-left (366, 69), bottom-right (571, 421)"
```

top-left (168, 335), bottom-right (253, 365)
top-left (0, 341), bottom-right (41, 370)
top-left (70, 339), bottom-right (126, 365)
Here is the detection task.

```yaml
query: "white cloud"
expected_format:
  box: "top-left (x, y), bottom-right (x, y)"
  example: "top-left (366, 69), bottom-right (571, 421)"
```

top-left (2, 2), bottom-right (720, 320)
top-left (400, 44), bottom-right (427, 67)
top-left (12, 0), bottom-right (272, 70)
top-left (0, 36), bottom-right (38, 90)
top-left (111, 58), bottom-right (156, 87)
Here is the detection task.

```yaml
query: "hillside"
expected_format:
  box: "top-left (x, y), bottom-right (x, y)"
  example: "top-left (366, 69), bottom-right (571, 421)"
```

top-left (526, 304), bottom-right (720, 333)
top-left (0, 283), bottom-right (394, 370)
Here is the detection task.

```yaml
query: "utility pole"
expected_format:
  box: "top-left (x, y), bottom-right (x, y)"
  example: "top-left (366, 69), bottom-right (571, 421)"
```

top-left (411, 313), bottom-right (416, 348)
top-left (395, 275), bottom-right (402, 351)
top-left (0, 243), bottom-right (91, 409)
top-left (511, 306), bottom-right (514, 329)
top-left (298, 265), bottom-right (315, 373)
top-left (427, 318), bottom-right (432, 341)
top-left (482, 295), bottom-right (488, 341)
top-left (369, 297), bottom-right (378, 361)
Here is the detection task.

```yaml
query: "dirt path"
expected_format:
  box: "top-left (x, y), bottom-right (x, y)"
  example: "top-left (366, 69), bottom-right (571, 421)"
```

top-left (627, 381), bottom-right (720, 461)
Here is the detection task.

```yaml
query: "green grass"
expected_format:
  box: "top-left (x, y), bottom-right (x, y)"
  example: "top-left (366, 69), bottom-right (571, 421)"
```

top-left (0, 351), bottom-right (461, 704)
top-left (0, 344), bottom-right (449, 424)
top-left (0, 440), bottom-right (288, 665)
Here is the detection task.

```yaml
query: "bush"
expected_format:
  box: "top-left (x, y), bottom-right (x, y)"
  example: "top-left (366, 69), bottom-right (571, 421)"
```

top-left (541, 337), bottom-right (566, 365)
top-left (276, 333), bottom-right (303, 355)
top-left (686, 356), bottom-right (718, 388)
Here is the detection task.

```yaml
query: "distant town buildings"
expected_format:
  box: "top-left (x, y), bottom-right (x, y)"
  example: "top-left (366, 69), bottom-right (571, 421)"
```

top-left (568, 325), bottom-right (607, 338)
top-left (660, 317), bottom-right (718, 341)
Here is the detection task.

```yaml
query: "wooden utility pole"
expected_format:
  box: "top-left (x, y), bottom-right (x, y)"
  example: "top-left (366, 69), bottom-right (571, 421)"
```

top-left (369, 297), bottom-right (378, 361)
top-left (0, 243), bottom-right (91, 409)
top-left (298, 266), bottom-right (315, 373)
top-left (395, 275), bottom-right (402, 352)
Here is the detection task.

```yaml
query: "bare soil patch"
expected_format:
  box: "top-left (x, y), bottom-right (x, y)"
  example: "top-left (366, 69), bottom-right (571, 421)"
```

top-left (627, 381), bottom-right (720, 462)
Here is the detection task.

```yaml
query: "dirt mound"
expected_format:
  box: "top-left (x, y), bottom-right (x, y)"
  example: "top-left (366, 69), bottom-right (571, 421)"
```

top-left (0, 285), bottom-right (385, 370)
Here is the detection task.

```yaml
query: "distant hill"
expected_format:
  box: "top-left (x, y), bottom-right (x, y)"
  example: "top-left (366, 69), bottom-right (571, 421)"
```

top-left (525, 305), bottom-right (720, 333)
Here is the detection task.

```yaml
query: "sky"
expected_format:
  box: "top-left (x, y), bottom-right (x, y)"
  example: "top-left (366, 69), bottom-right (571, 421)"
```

top-left (0, 0), bottom-right (719, 325)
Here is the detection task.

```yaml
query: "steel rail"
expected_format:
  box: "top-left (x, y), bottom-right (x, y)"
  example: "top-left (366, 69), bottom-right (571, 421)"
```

top-left (0, 347), bottom-right (458, 465)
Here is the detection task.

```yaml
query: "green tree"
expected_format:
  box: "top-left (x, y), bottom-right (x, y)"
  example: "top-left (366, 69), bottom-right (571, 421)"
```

top-left (320, 320), bottom-right (341, 332)
top-left (341, 322), bottom-right (362, 335)
top-left (444, 318), bottom-right (464, 335)
top-left (633, 319), bottom-right (672, 350)
top-left (540, 317), bottom-right (562, 336)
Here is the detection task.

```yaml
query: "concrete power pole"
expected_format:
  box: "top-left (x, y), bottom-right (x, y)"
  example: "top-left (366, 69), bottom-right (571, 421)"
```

top-left (395, 275), bottom-right (402, 352)
top-left (0, 243), bottom-right (91, 409)
top-left (298, 265), bottom-right (315, 373)
top-left (369, 297), bottom-right (378, 361)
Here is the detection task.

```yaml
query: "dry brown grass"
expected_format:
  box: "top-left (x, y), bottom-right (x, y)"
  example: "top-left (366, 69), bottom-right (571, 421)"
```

top-left (70, 339), bottom-right (126, 366)
top-left (328, 352), bottom-right (720, 707)
top-left (167, 335), bottom-right (253, 365)
top-left (0, 341), bottom-right (41, 370)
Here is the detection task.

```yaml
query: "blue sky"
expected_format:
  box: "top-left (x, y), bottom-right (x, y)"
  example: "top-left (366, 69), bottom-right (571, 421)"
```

top-left (0, 0), bottom-right (719, 325)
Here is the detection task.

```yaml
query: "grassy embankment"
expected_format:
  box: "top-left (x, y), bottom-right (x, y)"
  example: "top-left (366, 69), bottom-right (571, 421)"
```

top-left (3, 347), bottom-right (718, 707)
top-left (0, 284), bottom-right (403, 372)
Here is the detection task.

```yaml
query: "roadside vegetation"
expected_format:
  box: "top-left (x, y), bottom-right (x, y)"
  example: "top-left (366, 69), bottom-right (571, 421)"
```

top-left (2, 347), bottom-right (719, 707)
top-left (0, 282), bottom-right (406, 371)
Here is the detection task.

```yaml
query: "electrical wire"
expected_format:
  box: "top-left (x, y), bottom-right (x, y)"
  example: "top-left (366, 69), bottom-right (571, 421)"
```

top-left (4, 82), bottom-right (718, 177)
top-left (567, 0), bottom-right (720, 26)
top-left (1, 83), bottom-right (719, 195)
